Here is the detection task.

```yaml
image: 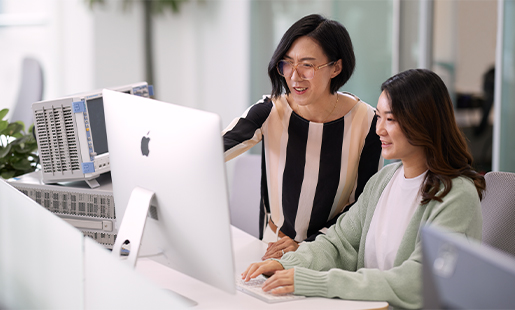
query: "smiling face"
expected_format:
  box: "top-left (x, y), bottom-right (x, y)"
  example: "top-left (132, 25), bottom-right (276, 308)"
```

top-left (375, 91), bottom-right (426, 166)
top-left (283, 36), bottom-right (341, 109)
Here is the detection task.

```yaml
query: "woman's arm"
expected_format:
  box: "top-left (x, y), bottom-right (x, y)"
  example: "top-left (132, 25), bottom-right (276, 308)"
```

top-left (223, 97), bottom-right (273, 161)
top-left (353, 114), bottom-right (383, 201)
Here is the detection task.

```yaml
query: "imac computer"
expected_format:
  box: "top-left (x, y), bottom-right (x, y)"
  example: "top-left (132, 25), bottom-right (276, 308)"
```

top-left (102, 89), bottom-right (235, 304)
top-left (421, 225), bottom-right (515, 309)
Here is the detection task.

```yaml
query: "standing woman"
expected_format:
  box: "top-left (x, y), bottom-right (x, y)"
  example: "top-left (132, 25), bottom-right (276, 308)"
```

top-left (223, 14), bottom-right (382, 259)
top-left (241, 68), bottom-right (486, 309)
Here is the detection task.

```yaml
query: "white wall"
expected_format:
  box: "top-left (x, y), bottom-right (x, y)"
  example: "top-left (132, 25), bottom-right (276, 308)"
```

top-left (0, 0), bottom-right (94, 117)
top-left (454, 0), bottom-right (497, 94)
top-left (90, 0), bottom-right (250, 129)
top-left (433, 0), bottom-right (497, 95)
top-left (1, 0), bottom-right (250, 130)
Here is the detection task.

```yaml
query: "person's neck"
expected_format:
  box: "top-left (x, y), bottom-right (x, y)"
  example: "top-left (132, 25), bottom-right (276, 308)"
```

top-left (291, 93), bottom-right (338, 123)
top-left (401, 158), bottom-right (428, 179)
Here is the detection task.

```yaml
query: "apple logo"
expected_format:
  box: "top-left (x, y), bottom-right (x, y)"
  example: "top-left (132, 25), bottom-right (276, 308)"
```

top-left (141, 131), bottom-right (150, 156)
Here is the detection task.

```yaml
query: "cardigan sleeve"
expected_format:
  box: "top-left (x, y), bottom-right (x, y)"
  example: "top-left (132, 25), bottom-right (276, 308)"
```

top-left (276, 171), bottom-right (482, 310)
top-left (277, 174), bottom-right (371, 272)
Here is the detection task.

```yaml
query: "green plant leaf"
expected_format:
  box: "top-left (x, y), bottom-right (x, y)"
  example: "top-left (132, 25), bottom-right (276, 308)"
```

top-left (1, 170), bottom-right (15, 180)
top-left (0, 120), bottom-right (8, 132)
top-left (11, 135), bottom-right (30, 145)
top-left (0, 109), bottom-right (8, 121)
top-left (12, 158), bottom-right (32, 171)
top-left (0, 111), bottom-right (38, 179)
top-left (13, 143), bottom-right (38, 154)
top-left (14, 120), bottom-right (26, 132)
top-left (0, 145), bottom-right (11, 158)
top-left (2, 122), bottom-right (23, 136)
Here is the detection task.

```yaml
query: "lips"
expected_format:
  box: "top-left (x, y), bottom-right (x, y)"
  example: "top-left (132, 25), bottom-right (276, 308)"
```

top-left (381, 140), bottom-right (392, 147)
top-left (293, 87), bottom-right (308, 94)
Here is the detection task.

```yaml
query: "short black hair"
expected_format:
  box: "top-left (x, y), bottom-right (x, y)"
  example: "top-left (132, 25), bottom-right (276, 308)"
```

top-left (268, 14), bottom-right (355, 99)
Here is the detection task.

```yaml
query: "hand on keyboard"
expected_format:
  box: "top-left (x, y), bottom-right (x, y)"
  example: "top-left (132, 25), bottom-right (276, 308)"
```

top-left (236, 275), bottom-right (305, 303)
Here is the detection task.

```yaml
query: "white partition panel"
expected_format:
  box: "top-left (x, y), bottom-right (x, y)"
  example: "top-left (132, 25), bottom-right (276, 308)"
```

top-left (0, 179), bottom-right (84, 309)
top-left (83, 237), bottom-right (188, 310)
top-left (0, 178), bottom-right (188, 309)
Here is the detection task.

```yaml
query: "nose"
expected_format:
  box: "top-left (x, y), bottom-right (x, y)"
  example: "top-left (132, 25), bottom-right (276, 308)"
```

top-left (290, 66), bottom-right (303, 81)
top-left (376, 117), bottom-right (386, 136)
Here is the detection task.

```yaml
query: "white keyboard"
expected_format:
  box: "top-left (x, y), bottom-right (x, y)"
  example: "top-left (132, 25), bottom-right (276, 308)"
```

top-left (236, 275), bottom-right (306, 303)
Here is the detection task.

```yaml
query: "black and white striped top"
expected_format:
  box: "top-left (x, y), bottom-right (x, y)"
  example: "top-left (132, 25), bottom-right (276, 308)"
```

top-left (223, 92), bottom-right (383, 242)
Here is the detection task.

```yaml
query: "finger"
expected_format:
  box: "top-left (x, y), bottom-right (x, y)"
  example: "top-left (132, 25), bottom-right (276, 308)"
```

top-left (283, 241), bottom-right (299, 253)
top-left (262, 274), bottom-right (294, 293)
top-left (249, 261), bottom-right (282, 280)
top-left (262, 248), bottom-right (283, 260)
top-left (264, 239), bottom-right (289, 255)
top-left (269, 285), bottom-right (294, 295)
top-left (266, 242), bottom-right (275, 250)
top-left (273, 237), bottom-right (290, 247)
top-left (242, 263), bottom-right (264, 281)
top-left (262, 245), bottom-right (282, 260)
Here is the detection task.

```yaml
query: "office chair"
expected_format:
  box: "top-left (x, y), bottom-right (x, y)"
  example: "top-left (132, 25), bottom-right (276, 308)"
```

top-left (481, 171), bottom-right (515, 257)
top-left (10, 57), bottom-right (44, 129)
top-left (229, 154), bottom-right (261, 238)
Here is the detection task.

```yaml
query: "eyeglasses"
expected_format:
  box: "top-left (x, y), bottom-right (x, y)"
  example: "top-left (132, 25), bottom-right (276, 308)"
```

top-left (276, 60), bottom-right (335, 80)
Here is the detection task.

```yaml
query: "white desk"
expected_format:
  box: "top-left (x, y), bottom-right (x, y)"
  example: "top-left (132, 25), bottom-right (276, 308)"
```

top-left (136, 226), bottom-right (389, 310)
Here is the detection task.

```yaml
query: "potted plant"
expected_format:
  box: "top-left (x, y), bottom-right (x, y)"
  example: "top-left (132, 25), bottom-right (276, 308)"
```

top-left (0, 108), bottom-right (39, 179)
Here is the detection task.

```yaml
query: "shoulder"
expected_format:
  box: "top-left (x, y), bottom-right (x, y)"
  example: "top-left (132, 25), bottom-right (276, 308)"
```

top-left (447, 176), bottom-right (480, 199)
top-left (254, 95), bottom-right (274, 108)
top-left (424, 176), bottom-right (482, 239)
top-left (249, 95), bottom-right (274, 114)
top-left (340, 92), bottom-right (377, 127)
top-left (427, 175), bottom-right (482, 216)
top-left (340, 92), bottom-right (376, 112)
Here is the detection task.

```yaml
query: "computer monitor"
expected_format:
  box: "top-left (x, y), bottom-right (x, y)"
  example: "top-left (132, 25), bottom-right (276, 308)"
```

top-left (102, 89), bottom-right (236, 304)
top-left (421, 225), bottom-right (515, 309)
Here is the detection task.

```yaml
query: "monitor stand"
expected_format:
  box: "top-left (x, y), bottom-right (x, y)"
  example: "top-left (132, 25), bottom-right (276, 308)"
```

top-left (111, 187), bottom-right (197, 307)
top-left (85, 178), bottom-right (100, 189)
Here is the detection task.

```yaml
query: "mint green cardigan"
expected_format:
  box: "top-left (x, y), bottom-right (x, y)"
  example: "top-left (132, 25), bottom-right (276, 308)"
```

top-left (277, 162), bottom-right (483, 309)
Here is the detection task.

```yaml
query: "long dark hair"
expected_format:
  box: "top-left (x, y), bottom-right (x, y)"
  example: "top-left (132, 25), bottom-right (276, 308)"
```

top-left (381, 69), bottom-right (485, 203)
top-left (268, 14), bottom-right (355, 99)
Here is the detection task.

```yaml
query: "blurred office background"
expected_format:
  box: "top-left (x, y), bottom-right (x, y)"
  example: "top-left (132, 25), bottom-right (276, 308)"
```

top-left (0, 0), bottom-right (514, 173)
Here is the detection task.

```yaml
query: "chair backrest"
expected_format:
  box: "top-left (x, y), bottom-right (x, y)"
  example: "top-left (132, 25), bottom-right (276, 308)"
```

top-left (10, 57), bottom-right (44, 128)
top-left (481, 171), bottom-right (515, 257)
top-left (229, 154), bottom-right (261, 238)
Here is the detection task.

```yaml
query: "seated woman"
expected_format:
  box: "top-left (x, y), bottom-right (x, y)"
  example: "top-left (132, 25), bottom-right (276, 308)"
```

top-left (241, 68), bottom-right (486, 309)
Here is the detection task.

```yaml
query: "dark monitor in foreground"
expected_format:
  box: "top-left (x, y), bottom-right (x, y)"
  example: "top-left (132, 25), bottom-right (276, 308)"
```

top-left (102, 90), bottom-right (235, 305)
top-left (421, 225), bottom-right (515, 309)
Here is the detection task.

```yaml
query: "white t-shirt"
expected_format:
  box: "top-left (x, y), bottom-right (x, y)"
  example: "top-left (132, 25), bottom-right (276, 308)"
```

top-left (364, 166), bottom-right (427, 270)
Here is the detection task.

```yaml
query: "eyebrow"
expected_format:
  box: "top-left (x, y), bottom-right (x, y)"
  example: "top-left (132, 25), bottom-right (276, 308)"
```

top-left (284, 55), bottom-right (317, 62)
top-left (376, 108), bottom-right (393, 115)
